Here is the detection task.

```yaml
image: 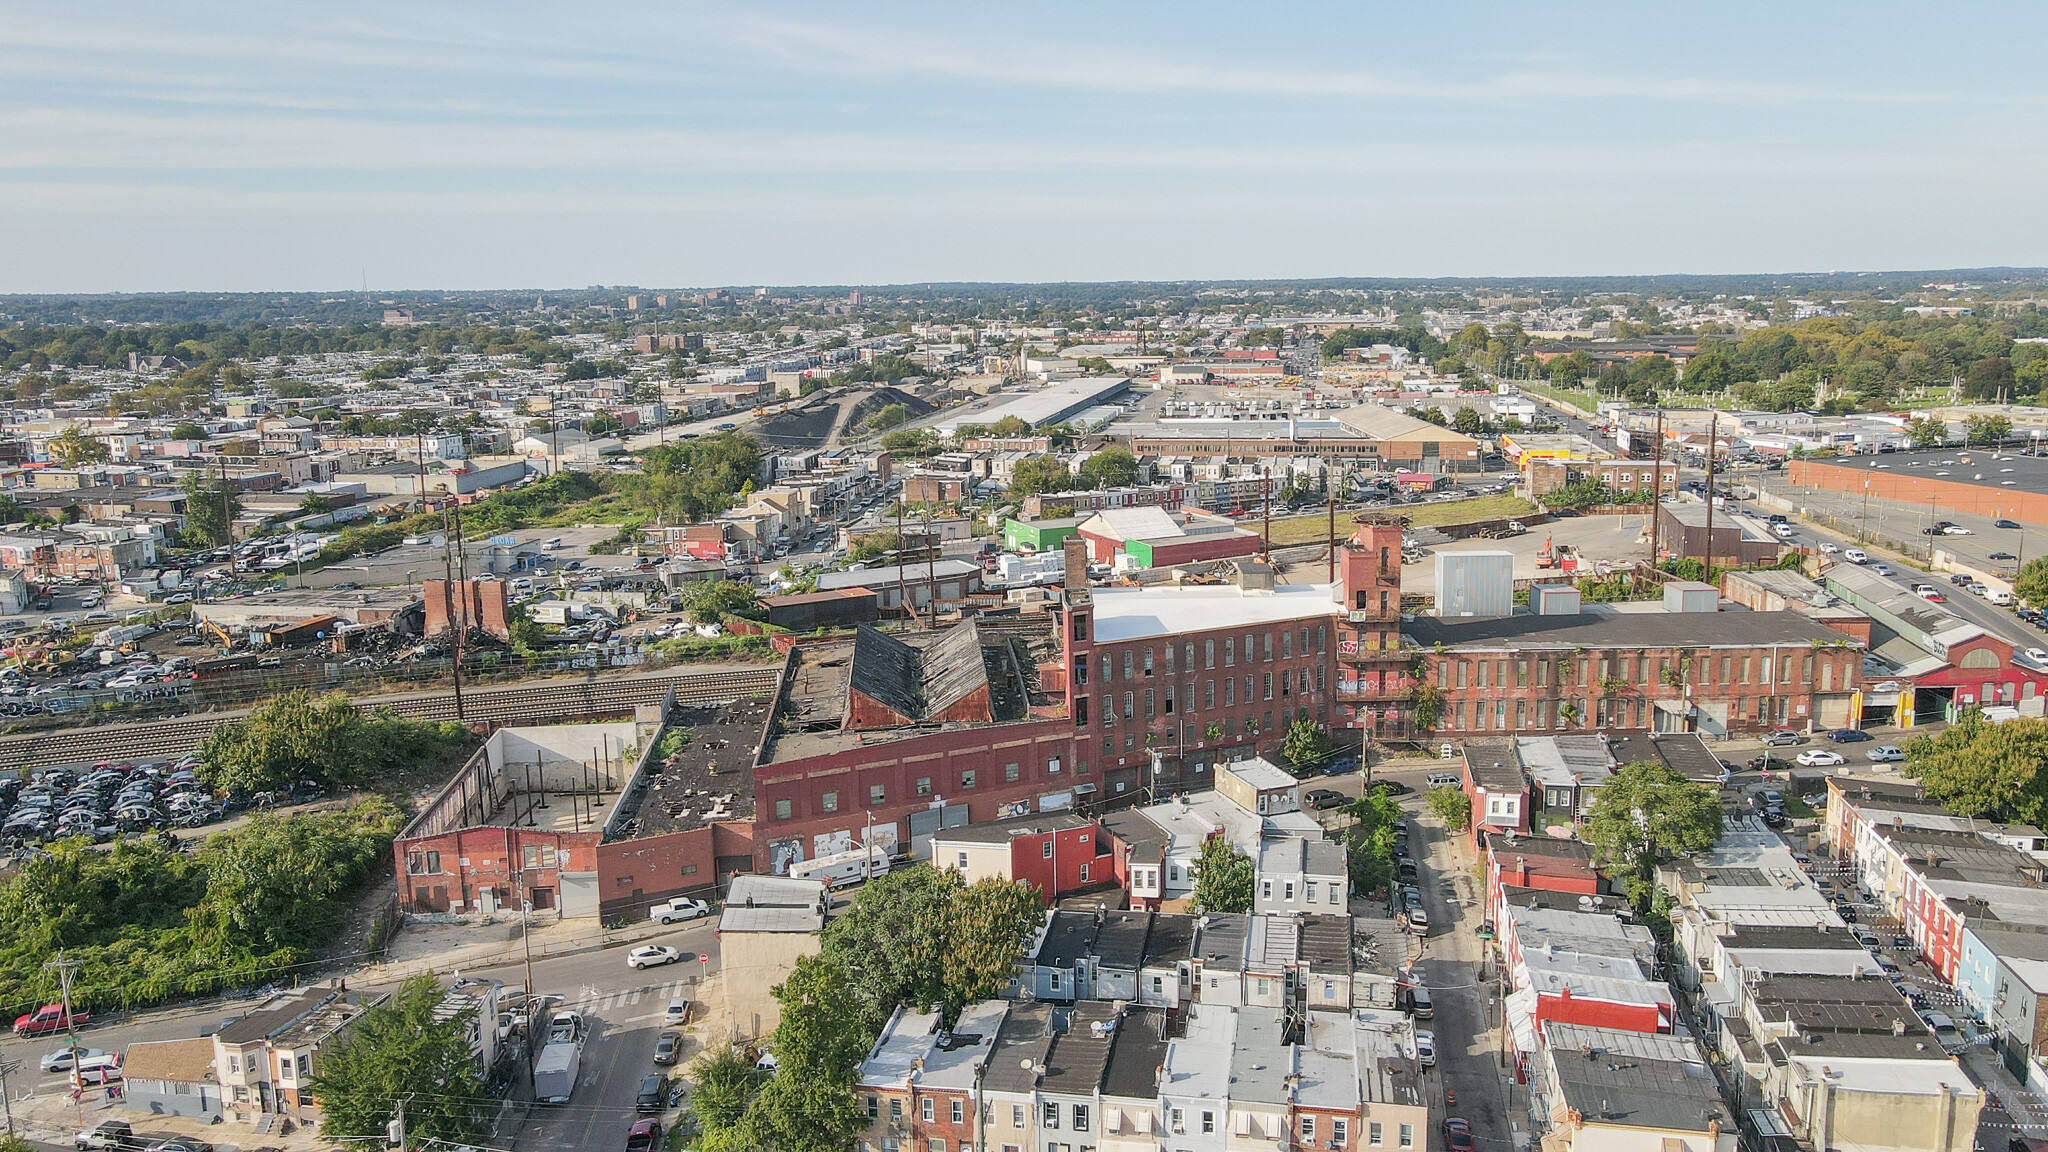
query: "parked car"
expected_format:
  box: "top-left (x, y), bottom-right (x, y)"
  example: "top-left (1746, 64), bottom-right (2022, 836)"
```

top-left (648, 897), bottom-right (711, 924)
top-left (1998, 519), bottom-right (2023, 529)
top-left (1796, 749), bottom-right (1846, 767)
top-left (1867, 746), bottom-right (1907, 763)
top-left (1762, 731), bottom-right (1805, 747)
top-left (653, 1031), bottom-right (683, 1066)
top-left (1827, 728), bottom-right (1872, 743)
top-left (74, 1120), bottom-right (132, 1150)
top-left (15, 1003), bottom-right (89, 1036)
top-left (1444, 1118), bottom-right (1475, 1152)
top-left (1370, 780), bottom-right (1412, 798)
top-left (1414, 1029), bottom-right (1436, 1067)
top-left (626, 945), bottom-right (684, 970)
top-left (625, 1120), bottom-right (663, 1152)
top-left (663, 996), bottom-right (690, 1025)
top-left (1304, 788), bottom-right (1347, 811)
top-left (636, 1074), bottom-right (669, 1114)
top-left (1942, 524), bottom-right (1973, 535)
top-left (1992, 551), bottom-right (2018, 561)
top-left (42, 1046), bottom-right (106, 1072)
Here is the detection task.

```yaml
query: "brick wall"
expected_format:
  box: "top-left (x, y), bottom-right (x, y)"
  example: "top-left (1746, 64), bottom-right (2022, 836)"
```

top-left (424, 578), bottom-right (512, 640)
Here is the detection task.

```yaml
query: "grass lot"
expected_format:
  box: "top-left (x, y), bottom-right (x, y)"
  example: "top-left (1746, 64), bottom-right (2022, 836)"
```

top-left (1261, 494), bottom-right (1541, 544)
top-left (1520, 380), bottom-right (1602, 415)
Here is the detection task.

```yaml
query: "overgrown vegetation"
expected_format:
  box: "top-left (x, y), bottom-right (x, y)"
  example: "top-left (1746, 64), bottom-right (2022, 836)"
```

top-left (313, 974), bottom-right (492, 1147)
top-left (197, 689), bottom-right (474, 795)
top-left (0, 799), bottom-right (405, 1014)
top-left (1191, 835), bottom-right (1254, 913)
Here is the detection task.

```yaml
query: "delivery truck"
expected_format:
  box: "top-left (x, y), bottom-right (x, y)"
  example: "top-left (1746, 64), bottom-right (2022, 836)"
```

top-left (533, 1037), bottom-right (584, 1105)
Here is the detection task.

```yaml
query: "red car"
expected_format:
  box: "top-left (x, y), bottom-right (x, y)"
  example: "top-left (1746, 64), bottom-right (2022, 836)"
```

top-left (1444, 1119), bottom-right (1474, 1152)
top-left (14, 1003), bottom-right (88, 1036)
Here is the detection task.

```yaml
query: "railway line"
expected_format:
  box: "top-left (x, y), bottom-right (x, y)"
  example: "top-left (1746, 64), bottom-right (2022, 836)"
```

top-left (0, 663), bottom-right (784, 775)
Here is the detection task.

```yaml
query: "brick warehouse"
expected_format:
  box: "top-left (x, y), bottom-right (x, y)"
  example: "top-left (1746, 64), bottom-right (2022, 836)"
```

top-left (423, 577), bottom-right (512, 641)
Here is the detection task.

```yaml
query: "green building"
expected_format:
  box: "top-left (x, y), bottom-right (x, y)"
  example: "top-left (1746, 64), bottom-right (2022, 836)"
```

top-left (1002, 515), bottom-right (1084, 553)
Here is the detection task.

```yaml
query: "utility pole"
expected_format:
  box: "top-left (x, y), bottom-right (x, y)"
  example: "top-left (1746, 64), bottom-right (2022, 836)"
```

top-left (924, 509), bottom-right (937, 630)
top-left (894, 499), bottom-right (910, 627)
top-left (219, 453), bottom-right (237, 576)
top-left (1702, 412), bottom-right (1720, 577)
top-left (439, 504), bottom-right (466, 725)
top-left (0, 1056), bottom-right (19, 1137)
top-left (49, 950), bottom-right (82, 1121)
top-left (1326, 489), bottom-right (1337, 583)
top-left (1647, 408), bottom-right (1665, 565)
top-left (415, 432), bottom-right (429, 517)
top-left (1262, 464), bottom-right (1272, 553)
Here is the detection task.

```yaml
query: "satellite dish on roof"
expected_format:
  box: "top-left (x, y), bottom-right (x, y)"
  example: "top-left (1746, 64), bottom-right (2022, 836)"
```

top-left (1578, 896), bottom-right (1596, 908)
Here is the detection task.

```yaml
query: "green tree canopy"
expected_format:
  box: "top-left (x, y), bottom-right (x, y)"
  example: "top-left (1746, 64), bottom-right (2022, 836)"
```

top-left (48, 425), bottom-right (111, 467)
top-left (1077, 445), bottom-right (1138, 489)
top-left (816, 865), bottom-right (1043, 1032)
top-left (988, 415), bottom-right (1033, 436)
top-left (1904, 416), bottom-right (1948, 448)
top-left (1009, 454), bottom-right (1070, 497)
top-left (1904, 710), bottom-right (2048, 824)
top-left (197, 690), bottom-right (471, 795)
top-left (1280, 714), bottom-right (1336, 773)
top-left (1342, 786), bottom-right (1403, 893)
top-left (311, 974), bottom-right (491, 1148)
top-left (1582, 761), bottom-right (1724, 908)
top-left (867, 403), bottom-right (913, 431)
top-left (179, 470), bottom-right (242, 548)
top-left (1425, 785), bottom-right (1470, 830)
top-left (1191, 835), bottom-right (1253, 913)
top-left (169, 421), bottom-right (207, 440)
top-left (679, 578), bottom-right (760, 625)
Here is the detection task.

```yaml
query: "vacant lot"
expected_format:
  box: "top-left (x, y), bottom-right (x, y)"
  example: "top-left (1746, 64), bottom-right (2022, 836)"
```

top-left (1261, 494), bottom-right (1541, 544)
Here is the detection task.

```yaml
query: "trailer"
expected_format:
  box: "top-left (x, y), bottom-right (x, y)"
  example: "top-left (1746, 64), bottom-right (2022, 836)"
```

top-left (787, 844), bottom-right (892, 887)
top-left (533, 1038), bottom-right (583, 1105)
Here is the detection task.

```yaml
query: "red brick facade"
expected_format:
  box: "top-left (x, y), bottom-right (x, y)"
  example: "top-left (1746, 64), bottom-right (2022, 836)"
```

top-left (424, 578), bottom-right (512, 640)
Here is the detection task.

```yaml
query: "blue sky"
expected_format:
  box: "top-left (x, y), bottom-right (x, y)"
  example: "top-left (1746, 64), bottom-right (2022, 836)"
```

top-left (6, 2), bottom-right (2048, 292)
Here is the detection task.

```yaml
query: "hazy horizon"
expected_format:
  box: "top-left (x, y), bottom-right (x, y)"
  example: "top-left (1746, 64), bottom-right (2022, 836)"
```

top-left (9, 3), bottom-right (2048, 293)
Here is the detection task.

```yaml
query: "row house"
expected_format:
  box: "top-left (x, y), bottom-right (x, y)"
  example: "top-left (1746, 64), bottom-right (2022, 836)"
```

top-left (932, 811), bottom-right (1111, 902)
top-left (1824, 778), bottom-right (2048, 982)
top-left (122, 985), bottom-right (381, 1129)
top-left (1528, 1023), bottom-right (1735, 1152)
top-left (1014, 909), bottom-right (1358, 1016)
top-left (858, 1001), bottom-right (1008, 1152)
top-left (1482, 833), bottom-right (1604, 928)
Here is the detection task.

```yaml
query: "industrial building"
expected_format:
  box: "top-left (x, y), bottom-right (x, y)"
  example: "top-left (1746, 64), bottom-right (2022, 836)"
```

top-left (932, 377), bottom-right (1133, 436)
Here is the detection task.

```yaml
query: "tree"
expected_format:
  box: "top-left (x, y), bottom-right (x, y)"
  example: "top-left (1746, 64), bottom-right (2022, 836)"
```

top-left (988, 415), bottom-right (1032, 437)
top-left (2018, 557), bottom-right (2048, 607)
top-left (197, 690), bottom-right (469, 795)
top-left (1904, 416), bottom-right (1948, 448)
top-left (1009, 454), bottom-right (1070, 497)
top-left (1965, 356), bottom-right (2017, 400)
top-left (1077, 445), bottom-right (1138, 489)
top-left (1450, 407), bottom-right (1484, 434)
top-left (741, 1073), bottom-right (868, 1152)
top-left (772, 954), bottom-right (873, 1081)
top-left (1966, 413), bottom-right (2014, 447)
top-left (814, 865), bottom-right (1040, 1033)
top-left (1341, 786), bottom-right (1403, 893)
top-left (1582, 761), bottom-right (1724, 909)
top-left (679, 578), bottom-right (760, 625)
top-left (169, 421), bottom-right (207, 441)
top-left (1905, 710), bottom-right (2048, 824)
top-left (1425, 785), bottom-right (1470, 831)
top-left (1191, 835), bottom-right (1253, 913)
top-left (180, 470), bottom-right (242, 547)
top-left (311, 975), bottom-right (491, 1147)
top-left (867, 403), bottom-right (913, 431)
top-left (687, 1046), bottom-right (765, 1152)
top-left (48, 425), bottom-right (110, 467)
top-left (1280, 715), bottom-right (1335, 773)
top-left (941, 876), bottom-right (1044, 1016)
top-left (298, 493), bottom-right (335, 515)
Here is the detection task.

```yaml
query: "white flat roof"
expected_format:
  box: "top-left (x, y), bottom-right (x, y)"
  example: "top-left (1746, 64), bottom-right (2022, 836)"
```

top-left (1091, 582), bottom-right (1341, 643)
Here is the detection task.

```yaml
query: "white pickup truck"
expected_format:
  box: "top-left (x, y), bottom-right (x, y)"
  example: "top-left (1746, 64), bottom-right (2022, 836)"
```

top-left (648, 897), bottom-right (712, 924)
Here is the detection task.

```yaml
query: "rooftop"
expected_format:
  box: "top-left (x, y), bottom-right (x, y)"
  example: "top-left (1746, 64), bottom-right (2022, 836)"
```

top-left (216, 987), bottom-right (374, 1049)
top-left (1801, 447), bottom-right (2048, 500)
top-left (1227, 1007), bottom-right (1292, 1104)
top-left (1405, 603), bottom-right (1854, 652)
top-left (1039, 1001), bottom-right (1117, 1096)
top-left (1101, 1005), bottom-right (1172, 1101)
top-left (613, 700), bottom-right (772, 836)
top-left (930, 810), bottom-right (1098, 846)
top-left (1088, 581), bottom-right (1340, 643)
top-left (1549, 1030), bottom-right (1731, 1134)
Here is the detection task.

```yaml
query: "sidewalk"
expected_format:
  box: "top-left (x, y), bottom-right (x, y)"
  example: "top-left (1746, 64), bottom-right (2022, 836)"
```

top-left (361, 909), bottom-right (692, 985)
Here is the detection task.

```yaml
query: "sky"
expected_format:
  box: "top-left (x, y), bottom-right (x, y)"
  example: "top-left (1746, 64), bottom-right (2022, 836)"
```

top-left (6, 2), bottom-right (2048, 292)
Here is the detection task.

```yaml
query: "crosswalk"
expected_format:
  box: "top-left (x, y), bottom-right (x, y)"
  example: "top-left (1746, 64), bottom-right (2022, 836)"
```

top-left (569, 976), bottom-right (696, 1018)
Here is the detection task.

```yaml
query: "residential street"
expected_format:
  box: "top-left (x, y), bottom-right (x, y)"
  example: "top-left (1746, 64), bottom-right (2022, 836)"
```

top-left (0, 916), bottom-right (723, 1152)
top-left (1409, 809), bottom-right (1521, 1152)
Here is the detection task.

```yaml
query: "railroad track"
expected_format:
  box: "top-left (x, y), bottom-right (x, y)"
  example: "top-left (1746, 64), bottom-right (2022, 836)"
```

top-left (0, 665), bottom-right (784, 775)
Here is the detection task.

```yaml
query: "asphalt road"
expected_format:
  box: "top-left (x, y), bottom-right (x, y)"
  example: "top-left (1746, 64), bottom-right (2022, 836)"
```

top-left (0, 916), bottom-right (723, 1152)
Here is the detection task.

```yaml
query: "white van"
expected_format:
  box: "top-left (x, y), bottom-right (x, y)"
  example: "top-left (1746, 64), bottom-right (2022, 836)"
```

top-left (541, 537), bottom-right (565, 551)
top-left (788, 844), bottom-right (891, 886)
top-left (1843, 548), bottom-right (1869, 564)
top-left (69, 1052), bottom-right (123, 1086)
top-left (1988, 589), bottom-right (2014, 606)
